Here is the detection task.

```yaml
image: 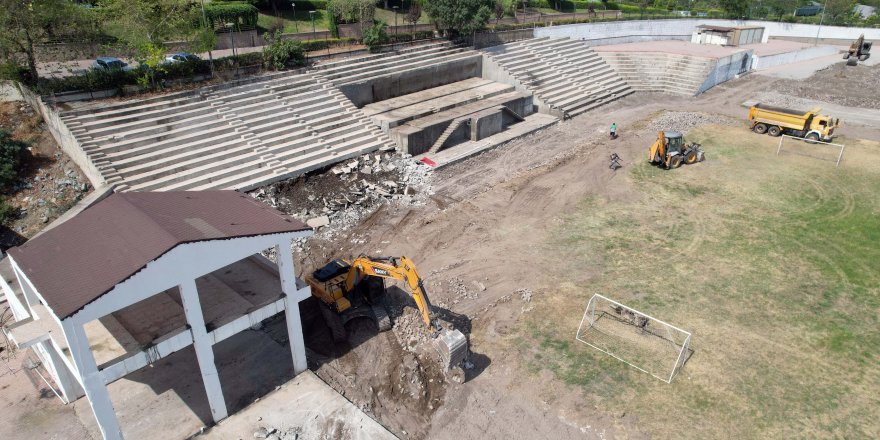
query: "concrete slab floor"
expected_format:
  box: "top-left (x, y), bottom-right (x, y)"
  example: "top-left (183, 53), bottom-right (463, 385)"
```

top-left (197, 371), bottom-right (398, 440)
top-left (75, 329), bottom-right (294, 440)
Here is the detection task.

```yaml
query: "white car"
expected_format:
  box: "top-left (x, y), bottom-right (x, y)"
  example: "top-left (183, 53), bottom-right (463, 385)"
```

top-left (164, 53), bottom-right (201, 64)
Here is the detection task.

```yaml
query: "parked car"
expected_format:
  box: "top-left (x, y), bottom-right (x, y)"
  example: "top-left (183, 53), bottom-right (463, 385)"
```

top-left (91, 57), bottom-right (132, 72)
top-left (164, 52), bottom-right (201, 64)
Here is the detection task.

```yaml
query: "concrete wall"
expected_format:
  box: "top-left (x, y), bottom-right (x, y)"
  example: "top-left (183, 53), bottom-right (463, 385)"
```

top-left (697, 49), bottom-right (753, 94)
top-left (480, 54), bottom-right (545, 114)
top-left (535, 19), bottom-right (880, 45)
top-left (752, 45), bottom-right (840, 70)
top-left (16, 83), bottom-right (105, 188)
top-left (339, 55), bottom-right (483, 107)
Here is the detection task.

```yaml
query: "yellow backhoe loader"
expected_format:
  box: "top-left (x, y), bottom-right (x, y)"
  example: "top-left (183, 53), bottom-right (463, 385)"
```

top-left (648, 131), bottom-right (704, 169)
top-left (305, 256), bottom-right (469, 371)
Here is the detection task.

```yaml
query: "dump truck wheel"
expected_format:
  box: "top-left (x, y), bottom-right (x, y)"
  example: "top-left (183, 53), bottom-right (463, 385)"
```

top-left (686, 150), bottom-right (698, 164)
top-left (805, 132), bottom-right (820, 143)
top-left (768, 126), bottom-right (782, 137)
top-left (753, 123), bottom-right (768, 134)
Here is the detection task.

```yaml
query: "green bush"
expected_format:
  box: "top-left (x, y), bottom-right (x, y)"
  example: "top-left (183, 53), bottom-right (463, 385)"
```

top-left (300, 37), bottom-right (358, 51)
top-left (0, 129), bottom-right (28, 191)
top-left (386, 30), bottom-right (435, 43)
top-left (0, 196), bottom-right (12, 225)
top-left (0, 62), bottom-right (33, 85)
top-left (328, 0), bottom-right (376, 23)
top-left (263, 31), bottom-right (306, 69)
top-left (362, 21), bottom-right (389, 52)
top-left (204, 1), bottom-right (260, 28)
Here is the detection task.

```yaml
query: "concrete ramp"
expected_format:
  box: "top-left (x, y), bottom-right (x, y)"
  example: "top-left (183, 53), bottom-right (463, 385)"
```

top-left (199, 371), bottom-right (397, 440)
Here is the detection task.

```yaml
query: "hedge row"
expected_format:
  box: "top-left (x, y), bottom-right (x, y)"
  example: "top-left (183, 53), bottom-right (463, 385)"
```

top-left (529, 0), bottom-right (621, 10)
top-left (204, 2), bottom-right (260, 28)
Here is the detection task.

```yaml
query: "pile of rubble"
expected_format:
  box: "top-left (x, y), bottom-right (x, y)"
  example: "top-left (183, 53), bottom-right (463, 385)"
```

top-left (252, 425), bottom-right (302, 440)
top-left (645, 111), bottom-right (740, 134)
top-left (752, 91), bottom-right (819, 112)
top-left (391, 307), bottom-right (432, 352)
top-left (251, 152), bottom-right (434, 250)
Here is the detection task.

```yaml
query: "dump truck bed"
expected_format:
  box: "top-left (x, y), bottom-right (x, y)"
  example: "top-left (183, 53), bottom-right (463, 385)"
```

top-left (749, 103), bottom-right (818, 131)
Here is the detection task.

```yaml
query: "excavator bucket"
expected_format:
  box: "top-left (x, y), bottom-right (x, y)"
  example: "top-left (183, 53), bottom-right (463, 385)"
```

top-left (433, 329), bottom-right (469, 371)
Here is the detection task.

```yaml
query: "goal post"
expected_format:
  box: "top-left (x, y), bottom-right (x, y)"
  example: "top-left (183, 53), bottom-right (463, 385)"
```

top-left (777, 135), bottom-right (845, 167)
top-left (576, 294), bottom-right (692, 383)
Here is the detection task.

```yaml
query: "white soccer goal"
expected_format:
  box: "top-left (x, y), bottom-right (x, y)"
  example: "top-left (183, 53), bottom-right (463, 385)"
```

top-left (576, 294), bottom-right (691, 383)
top-left (777, 135), bottom-right (846, 167)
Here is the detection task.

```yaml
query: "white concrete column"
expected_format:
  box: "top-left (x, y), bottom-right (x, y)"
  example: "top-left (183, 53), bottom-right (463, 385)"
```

top-left (10, 260), bottom-right (40, 314)
top-left (63, 321), bottom-right (123, 440)
top-left (41, 338), bottom-right (85, 402)
top-left (179, 279), bottom-right (228, 422)
top-left (275, 241), bottom-right (308, 375)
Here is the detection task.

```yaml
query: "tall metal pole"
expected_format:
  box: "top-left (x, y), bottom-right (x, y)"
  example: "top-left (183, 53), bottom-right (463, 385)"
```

top-left (200, 0), bottom-right (214, 79)
top-left (291, 2), bottom-right (298, 33)
top-left (814, 0), bottom-right (828, 46)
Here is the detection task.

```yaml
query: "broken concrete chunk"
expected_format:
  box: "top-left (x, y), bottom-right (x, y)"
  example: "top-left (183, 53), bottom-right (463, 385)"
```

top-left (360, 166), bottom-right (372, 175)
top-left (307, 215), bottom-right (330, 228)
top-left (383, 180), bottom-right (398, 188)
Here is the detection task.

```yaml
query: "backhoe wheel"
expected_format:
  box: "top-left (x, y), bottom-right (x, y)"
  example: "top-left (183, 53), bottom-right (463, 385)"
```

top-left (768, 126), bottom-right (782, 137)
top-left (686, 150), bottom-right (698, 164)
top-left (753, 123), bottom-right (768, 134)
top-left (668, 155), bottom-right (683, 169)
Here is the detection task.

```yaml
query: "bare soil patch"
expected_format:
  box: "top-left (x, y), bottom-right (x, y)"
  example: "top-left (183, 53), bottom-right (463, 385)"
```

top-left (773, 62), bottom-right (880, 108)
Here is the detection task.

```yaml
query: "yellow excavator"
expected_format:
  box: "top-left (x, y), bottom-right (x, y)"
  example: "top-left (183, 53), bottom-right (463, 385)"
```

top-left (844, 34), bottom-right (871, 66)
top-left (648, 131), bottom-right (704, 169)
top-left (305, 256), bottom-right (469, 370)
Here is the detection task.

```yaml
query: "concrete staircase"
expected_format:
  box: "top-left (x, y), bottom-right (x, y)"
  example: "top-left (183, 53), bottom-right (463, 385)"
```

top-left (60, 72), bottom-right (394, 192)
top-left (482, 37), bottom-right (633, 118)
top-left (595, 51), bottom-right (713, 96)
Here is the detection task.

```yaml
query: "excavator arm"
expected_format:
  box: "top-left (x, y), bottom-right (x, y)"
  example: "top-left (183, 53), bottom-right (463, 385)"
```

top-left (648, 131), bottom-right (666, 164)
top-left (345, 256), bottom-right (436, 331)
top-left (343, 256), bottom-right (469, 371)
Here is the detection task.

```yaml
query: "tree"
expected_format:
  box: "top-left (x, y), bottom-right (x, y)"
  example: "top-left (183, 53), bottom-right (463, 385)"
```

top-left (0, 129), bottom-right (28, 191)
top-left (768, 0), bottom-right (798, 20)
top-left (823, 0), bottom-right (858, 22)
top-left (718, 0), bottom-right (749, 18)
top-left (0, 0), bottom-right (93, 84)
top-left (407, 2), bottom-right (423, 26)
top-left (362, 21), bottom-right (389, 52)
top-left (423, 0), bottom-right (493, 36)
top-left (99, 0), bottom-right (211, 89)
top-left (262, 31), bottom-right (304, 70)
top-left (494, 0), bottom-right (506, 24)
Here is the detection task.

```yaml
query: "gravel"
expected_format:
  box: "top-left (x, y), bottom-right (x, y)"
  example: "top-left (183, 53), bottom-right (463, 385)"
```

top-left (645, 111), bottom-right (740, 134)
top-left (773, 62), bottom-right (880, 109)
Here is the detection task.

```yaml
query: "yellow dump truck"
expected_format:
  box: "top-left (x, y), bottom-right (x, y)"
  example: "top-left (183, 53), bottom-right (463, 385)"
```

top-left (748, 104), bottom-right (839, 142)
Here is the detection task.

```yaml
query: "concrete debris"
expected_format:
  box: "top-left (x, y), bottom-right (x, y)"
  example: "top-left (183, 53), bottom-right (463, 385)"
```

top-left (306, 215), bottom-right (330, 229)
top-left (250, 151), bottom-right (434, 255)
top-left (645, 111), bottom-right (739, 134)
top-left (516, 288), bottom-right (533, 302)
top-left (253, 426), bottom-right (302, 440)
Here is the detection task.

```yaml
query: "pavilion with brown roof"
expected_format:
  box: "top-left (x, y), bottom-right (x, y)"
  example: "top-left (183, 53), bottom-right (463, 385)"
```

top-left (2, 191), bottom-right (313, 440)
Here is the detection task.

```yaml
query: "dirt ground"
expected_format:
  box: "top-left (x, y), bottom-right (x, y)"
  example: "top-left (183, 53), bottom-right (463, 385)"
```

top-left (3, 56), bottom-right (879, 440)
top-left (773, 61), bottom-right (880, 109)
top-left (285, 65), bottom-right (880, 439)
top-left (0, 102), bottom-right (91, 251)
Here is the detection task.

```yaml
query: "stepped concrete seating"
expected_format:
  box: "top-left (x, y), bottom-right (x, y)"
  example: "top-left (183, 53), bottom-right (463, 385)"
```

top-left (60, 71), bottom-right (393, 192)
top-left (483, 37), bottom-right (633, 118)
top-left (311, 42), bottom-right (477, 86)
top-left (595, 52), bottom-right (713, 96)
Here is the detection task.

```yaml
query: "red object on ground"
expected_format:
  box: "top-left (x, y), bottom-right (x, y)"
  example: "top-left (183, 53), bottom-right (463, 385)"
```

top-left (420, 157), bottom-right (437, 167)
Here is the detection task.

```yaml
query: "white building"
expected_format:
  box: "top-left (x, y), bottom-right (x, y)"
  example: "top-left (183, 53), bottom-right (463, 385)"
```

top-left (2, 191), bottom-right (313, 440)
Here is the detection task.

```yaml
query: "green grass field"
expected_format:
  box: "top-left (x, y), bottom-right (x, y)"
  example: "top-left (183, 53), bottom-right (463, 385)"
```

top-left (521, 125), bottom-right (880, 438)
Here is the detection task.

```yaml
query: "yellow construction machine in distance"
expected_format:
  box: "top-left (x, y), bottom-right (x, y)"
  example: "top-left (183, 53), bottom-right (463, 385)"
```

top-left (648, 131), bottom-right (705, 169)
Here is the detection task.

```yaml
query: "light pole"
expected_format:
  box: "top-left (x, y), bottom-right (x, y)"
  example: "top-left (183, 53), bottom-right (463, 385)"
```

top-left (291, 2), bottom-right (298, 33)
top-left (814, 0), bottom-right (828, 46)
top-left (393, 6), bottom-right (399, 35)
top-left (309, 10), bottom-right (316, 41)
top-left (199, 0), bottom-right (214, 78)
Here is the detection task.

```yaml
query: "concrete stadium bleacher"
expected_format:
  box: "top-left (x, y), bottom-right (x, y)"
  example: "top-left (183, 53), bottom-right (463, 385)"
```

top-left (62, 72), bottom-right (393, 192)
top-left (595, 52), bottom-right (713, 96)
top-left (482, 37), bottom-right (633, 118)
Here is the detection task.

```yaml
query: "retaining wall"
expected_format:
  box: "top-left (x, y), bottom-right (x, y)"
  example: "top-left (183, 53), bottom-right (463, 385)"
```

top-left (15, 83), bottom-right (105, 188)
top-left (340, 55), bottom-right (483, 107)
top-left (752, 45), bottom-right (840, 70)
top-left (697, 50), bottom-right (753, 94)
top-left (536, 19), bottom-right (880, 45)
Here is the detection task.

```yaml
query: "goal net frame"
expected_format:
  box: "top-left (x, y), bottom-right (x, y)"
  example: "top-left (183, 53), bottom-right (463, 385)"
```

top-left (777, 135), bottom-right (845, 167)
top-left (576, 294), bottom-right (691, 383)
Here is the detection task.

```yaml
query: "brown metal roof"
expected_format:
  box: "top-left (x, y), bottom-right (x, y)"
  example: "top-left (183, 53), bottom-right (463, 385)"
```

top-left (696, 25), bottom-right (735, 33)
top-left (8, 191), bottom-right (310, 320)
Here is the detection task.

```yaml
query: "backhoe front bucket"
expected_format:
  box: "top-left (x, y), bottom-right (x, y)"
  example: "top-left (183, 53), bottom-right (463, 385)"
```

top-left (434, 329), bottom-right (469, 371)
